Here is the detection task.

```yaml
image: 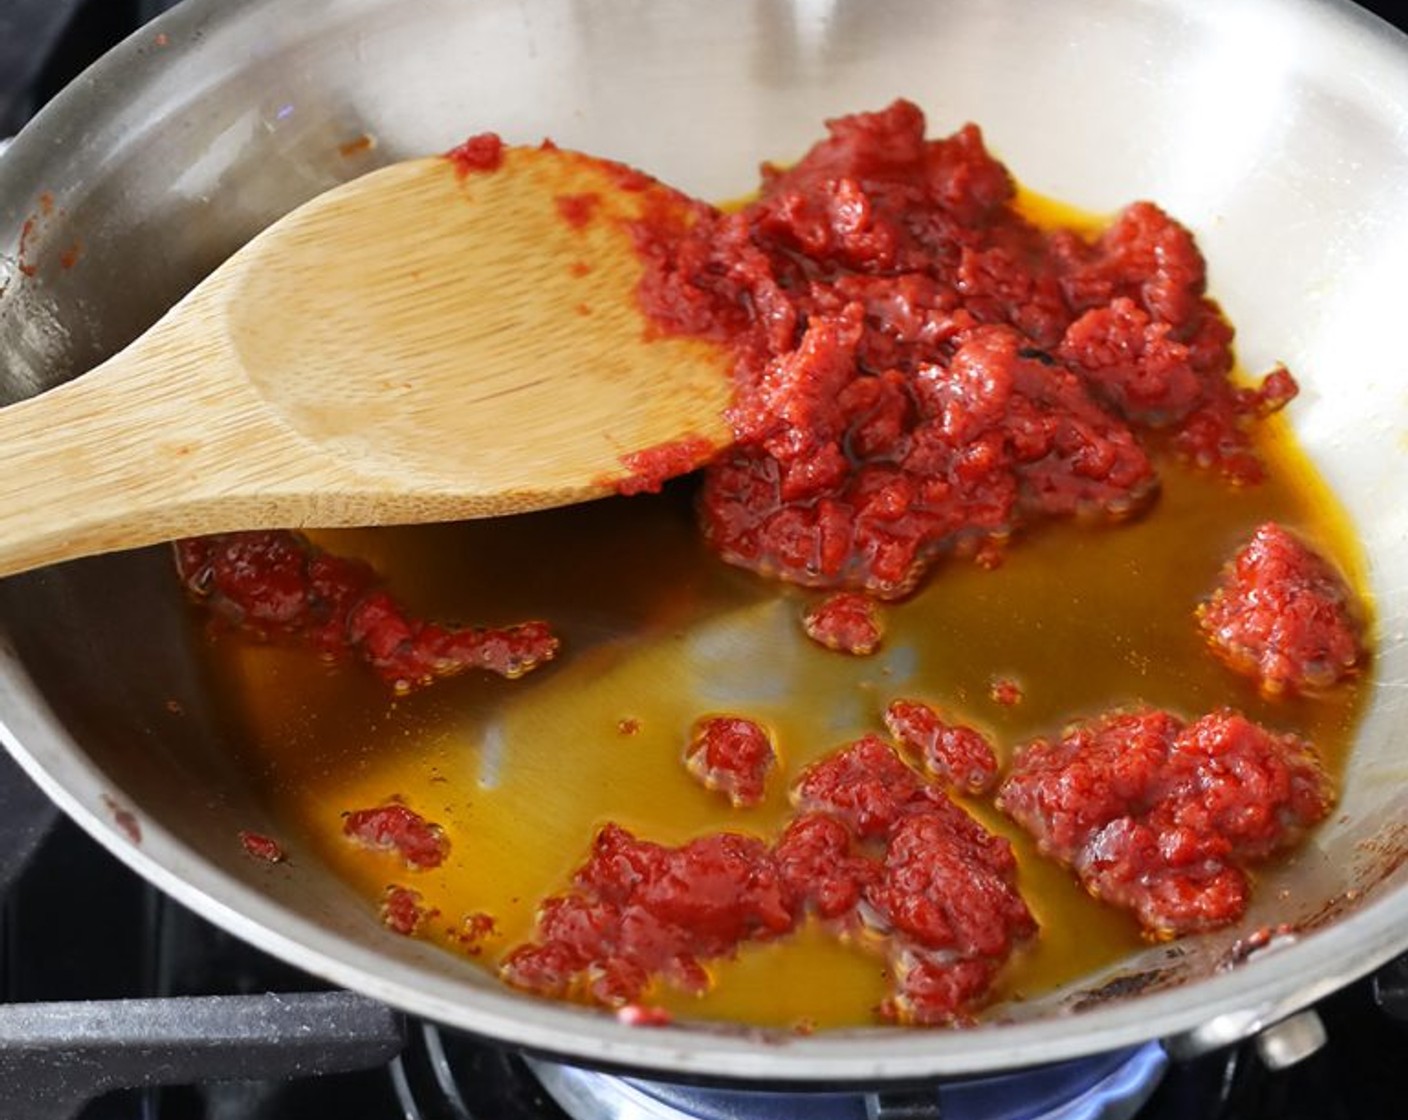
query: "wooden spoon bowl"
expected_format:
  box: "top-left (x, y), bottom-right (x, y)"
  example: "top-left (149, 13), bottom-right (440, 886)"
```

top-left (0, 145), bottom-right (734, 578)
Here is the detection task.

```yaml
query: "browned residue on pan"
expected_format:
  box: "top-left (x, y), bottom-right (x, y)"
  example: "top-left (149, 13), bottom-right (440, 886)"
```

top-left (101, 795), bottom-right (142, 844)
top-left (1294, 821), bottom-right (1408, 935)
top-left (1065, 962), bottom-right (1189, 1012)
top-left (338, 133), bottom-right (377, 159)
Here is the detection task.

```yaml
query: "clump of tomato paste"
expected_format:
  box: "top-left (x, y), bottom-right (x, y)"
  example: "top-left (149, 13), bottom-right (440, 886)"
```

top-left (343, 802), bottom-right (450, 870)
top-left (996, 707), bottom-right (1334, 937)
top-left (883, 698), bottom-right (999, 795)
top-left (632, 99), bottom-right (1296, 597)
top-left (174, 531), bottom-right (558, 693)
top-left (238, 830), bottom-right (286, 864)
top-left (802, 591), bottom-right (884, 655)
top-left (1197, 522), bottom-right (1366, 696)
top-left (773, 812), bottom-right (879, 922)
top-left (445, 132), bottom-right (504, 176)
top-left (791, 733), bottom-right (929, 839)
top-left (684, 716), bottom-right (778, 807)
top-left (499, 825), bottom-right (795, 1006)
top-left (790, 737), bottom-right (1035, 1025)
top-left (503, 735), bottom-right (1033, 1025)
top-left (381, 885), bottom-right (436, 936)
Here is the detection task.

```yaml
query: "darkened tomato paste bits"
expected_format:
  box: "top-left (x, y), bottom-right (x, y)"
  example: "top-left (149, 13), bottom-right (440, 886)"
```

top-left (455, 912), bottom-right (500, 956)
top-left (1198, 522), bottom-right (1366, 696)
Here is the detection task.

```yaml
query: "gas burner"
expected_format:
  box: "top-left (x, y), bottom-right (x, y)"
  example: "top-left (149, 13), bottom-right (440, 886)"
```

top-left (524, 1044), bottom-right (1167, 1120)
top-left (387, 1020), bottom-right (1181, 1120)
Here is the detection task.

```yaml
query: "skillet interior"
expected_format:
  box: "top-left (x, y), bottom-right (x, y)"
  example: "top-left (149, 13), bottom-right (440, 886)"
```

top-left (0, 0), bottom-right (1406, 1081)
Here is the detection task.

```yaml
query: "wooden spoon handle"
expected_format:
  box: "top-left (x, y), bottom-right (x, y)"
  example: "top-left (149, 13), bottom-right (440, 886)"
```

top-left (0, 325), bottom-right (348, 578)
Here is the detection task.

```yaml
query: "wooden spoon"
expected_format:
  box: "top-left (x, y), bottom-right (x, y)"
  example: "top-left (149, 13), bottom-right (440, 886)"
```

top-left (0, 144), bottom-right (735, 579)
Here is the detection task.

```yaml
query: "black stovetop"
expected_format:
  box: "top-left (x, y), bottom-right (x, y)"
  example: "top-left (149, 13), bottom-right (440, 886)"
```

top-left (3, 3), bottom-right (1407, 1118)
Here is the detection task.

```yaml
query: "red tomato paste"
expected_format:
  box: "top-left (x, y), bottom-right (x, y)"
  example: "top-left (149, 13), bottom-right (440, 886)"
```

top-left (174, 531), bottom-right (558, 693)
top-left (630, 99), bottom-right (1296, 597)
top-left (555, 192), bottom-right (601, 230)
top-left (996, 708), bottom-right (1334, 937)
top-left (1198, 522), bottom-right (1366, 696)
top-left (446, 132), bottom-right (505, 176)
top-left (883, 699), bottom-right (998, 795)
top-left (684, 716), bottom-right (778, 808)
top-left (500, 825), bottom-right (795, 1006)
top-left (616, 435), bottom-right (719, 496)
top-left (802, 590), bottom-right (884, 655)
top-left (503, 734), bottom-right (1033, 1025)
top-left (172, 104), bottom-right (1371, 1032)
top-left (238, 830), bottom-right (286, 864)
top-left (342, 802), bottom-right (450, 870)
top-left (381, 885), bottom-right (435, 936)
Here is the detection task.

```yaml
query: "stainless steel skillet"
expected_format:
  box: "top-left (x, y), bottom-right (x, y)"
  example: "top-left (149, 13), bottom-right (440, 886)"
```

top-left (0, 0), bottom-right (1405, 1083)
